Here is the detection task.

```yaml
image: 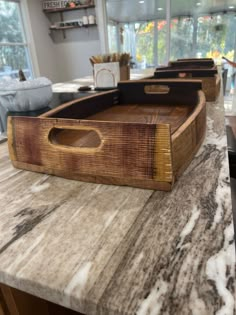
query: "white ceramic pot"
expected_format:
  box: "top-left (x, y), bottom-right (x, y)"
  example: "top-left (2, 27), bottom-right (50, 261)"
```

top-left (88, 15), bottom-right (95, 24)
top-left (0, 77), bottom-right (52, 112)
top-left (82, 15), bottom-right (88, 25)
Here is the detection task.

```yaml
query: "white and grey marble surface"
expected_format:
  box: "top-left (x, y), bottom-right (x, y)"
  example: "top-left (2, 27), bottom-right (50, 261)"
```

top-left (0, 132), bottom-right (7, 143)
top-left (52, 68), bottom-right (155, 93)
top-left (0, 90), bottom-right (235, 315)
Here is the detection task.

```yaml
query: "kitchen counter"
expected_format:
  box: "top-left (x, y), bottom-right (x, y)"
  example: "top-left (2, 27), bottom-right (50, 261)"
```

top-left (52, 68), bottom-right (155, 93)
top-left (0, 89), bottom-right (235, 314)
top-left (0, 69), bottom-right (155, 134)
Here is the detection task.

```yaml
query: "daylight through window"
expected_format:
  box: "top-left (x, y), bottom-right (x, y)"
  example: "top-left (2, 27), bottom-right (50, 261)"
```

top-left (0, 0), bottom-right (33, 81)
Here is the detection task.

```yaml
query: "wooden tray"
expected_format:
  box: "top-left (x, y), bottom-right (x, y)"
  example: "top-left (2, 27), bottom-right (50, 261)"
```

top-left (177, 58), bottom-right (213, 61)
top-left (168, 58), bottom-right (216, 69)
top-left (8, 80), bottom-right (206, 191)
top-left (153, 68), bottom-right (220, 102)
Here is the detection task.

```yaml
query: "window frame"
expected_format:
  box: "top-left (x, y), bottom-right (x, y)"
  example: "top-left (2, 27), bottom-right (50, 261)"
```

top-left (0, 0), bottom-right (39, 79)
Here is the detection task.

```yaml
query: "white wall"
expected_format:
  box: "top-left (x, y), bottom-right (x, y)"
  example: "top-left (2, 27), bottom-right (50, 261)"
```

top-left (25, 0), bottom-right (60, 82)
top-left (49, 5), bottom-right (101, 81)
top-left (25, 0), bottom-right (103, 83)
top-left (54, 39), bottom-right (101, 81)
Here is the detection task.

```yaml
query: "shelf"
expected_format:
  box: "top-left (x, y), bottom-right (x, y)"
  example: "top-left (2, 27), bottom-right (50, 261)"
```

top-left (50, 23), bottom-right (97, 31)
top-left (44, 4), bottom-right (95, 13)
top-left (43, 3), bottom-right (96, 39)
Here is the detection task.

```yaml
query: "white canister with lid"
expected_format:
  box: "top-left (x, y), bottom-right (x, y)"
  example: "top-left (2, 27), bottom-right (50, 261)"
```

top-left (82, 16), bottom-right (88, 25)
top-left (88, 15), bottom-right (95, 24)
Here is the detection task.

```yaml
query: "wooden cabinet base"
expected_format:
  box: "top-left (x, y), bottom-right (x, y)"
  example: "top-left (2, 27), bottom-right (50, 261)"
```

top-left (0, 284), bottom-right (83, 315)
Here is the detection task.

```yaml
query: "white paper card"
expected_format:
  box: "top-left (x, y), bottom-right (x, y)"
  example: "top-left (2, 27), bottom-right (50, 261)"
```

top-left (94, 62), bottom-right (120, 88)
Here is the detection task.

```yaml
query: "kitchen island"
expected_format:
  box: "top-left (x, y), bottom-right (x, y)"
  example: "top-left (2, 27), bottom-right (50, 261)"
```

top-left (0, 88), bottom-right (235, 314)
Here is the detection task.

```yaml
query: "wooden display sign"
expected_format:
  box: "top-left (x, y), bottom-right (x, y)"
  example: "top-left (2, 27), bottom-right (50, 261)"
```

top-left (42, 1), bottom-right (62, 9)
top-left (42, 1), bottom-right (93, 10)
top-left (61, 1), bottom-right (70, 8)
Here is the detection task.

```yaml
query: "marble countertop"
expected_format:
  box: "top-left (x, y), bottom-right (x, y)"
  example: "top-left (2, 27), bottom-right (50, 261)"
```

top-left (52, 68), bottom-right (155, 93)
top-left (0, 89), bottom-right (235, 315)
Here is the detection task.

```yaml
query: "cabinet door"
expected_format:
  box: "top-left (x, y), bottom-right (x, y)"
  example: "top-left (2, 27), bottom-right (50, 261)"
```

top-left (0, 284), bottom-right (84, 315)
top-left (0, 286), bottom-right (8, 315)
top-left (0, 284), bottom-right (49, 315)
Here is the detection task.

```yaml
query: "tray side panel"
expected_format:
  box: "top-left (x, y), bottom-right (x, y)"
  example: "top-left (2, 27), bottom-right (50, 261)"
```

top-left (171, 92), bottom-right (206, 178)
top-left (118, 80), bottom-right (201, 106)
top-left (168, 60), bottom-right (215, 69)
top-left (155, 124), bottom-right (173, 183)
top-left (8, 116), bottom-right (174, 190)
top-left (154, 68), bottom-right (217, 77)
top-left (148, 76), bottom-right (220, 102)
top-left (199, 75), bottom-right (220, 102)
top-left (41, 90), bottom-right (120, 119)
top-left (8, 117), bottom-right (42, 166)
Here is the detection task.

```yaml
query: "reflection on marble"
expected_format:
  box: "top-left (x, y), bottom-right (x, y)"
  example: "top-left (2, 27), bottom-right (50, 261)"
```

top-left (0, 132), bottom-right (7, 143)
top-left (0, 91), bottom-right (235, 315)
top-left (52, 69), bottom-right (154, 93)
top-left (52, 77), bottom-right (94, 93)
top-left (224, 91), bottom-right (236, 116)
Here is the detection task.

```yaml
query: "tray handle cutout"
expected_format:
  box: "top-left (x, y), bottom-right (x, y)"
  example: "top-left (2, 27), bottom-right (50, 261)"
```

top-left (144, 84), bottom-right (170, 94)
top-left (48, 127), bottom-right (103, 152)
top-left (178, 72), bottom-right (192, 78)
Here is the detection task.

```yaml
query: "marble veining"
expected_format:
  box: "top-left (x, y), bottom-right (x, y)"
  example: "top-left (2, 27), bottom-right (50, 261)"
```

top-left (206, 222), bottom-right (235, 315)
top-left (0, 92), bottom-right (235, 315)
top-left (0, 133), bottom-right (7, 143)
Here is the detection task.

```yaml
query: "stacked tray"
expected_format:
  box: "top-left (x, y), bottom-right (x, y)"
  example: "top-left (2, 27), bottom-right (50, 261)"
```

top-left (169, 58), bottom-right (216, 69)
top-left (154, 58), bottom-right (220, 101)
top-left (8, 80), bottom-right (206, 191)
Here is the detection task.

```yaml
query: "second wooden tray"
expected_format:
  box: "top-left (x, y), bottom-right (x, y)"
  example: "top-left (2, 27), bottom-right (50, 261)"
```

top-left (153, 68), bottom-right (220, 102)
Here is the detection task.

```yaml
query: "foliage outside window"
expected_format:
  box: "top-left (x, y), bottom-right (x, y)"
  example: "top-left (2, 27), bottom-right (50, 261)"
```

top-left (135, 22), bottom-right (154, 67)
top-left (107, 11), bottom-right (236, 68)
top-left (108, 20), bottom-right (167, 68)
top-left (170, 17), bottom-right (194, 60)
top-left (197, 14), bottom-right (235, 60)
top-left (108, 24), bottom-right (118, 53)
top-left (0, 0), bottom-right (33, 80)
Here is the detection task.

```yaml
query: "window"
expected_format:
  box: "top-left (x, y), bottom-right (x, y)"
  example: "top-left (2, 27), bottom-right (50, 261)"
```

top-left (196, 14), bottom-right (236, 60)
top-left (0, 0), bottom-right (33, 80)
top-left (170, 17), bottom-right (194, 60)
top-left (108, 23), bottom-right (119, 53)
top-left (106, 0), bottom-right (236, 69)
top-left (106, 0), bottom-right (168, 68)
